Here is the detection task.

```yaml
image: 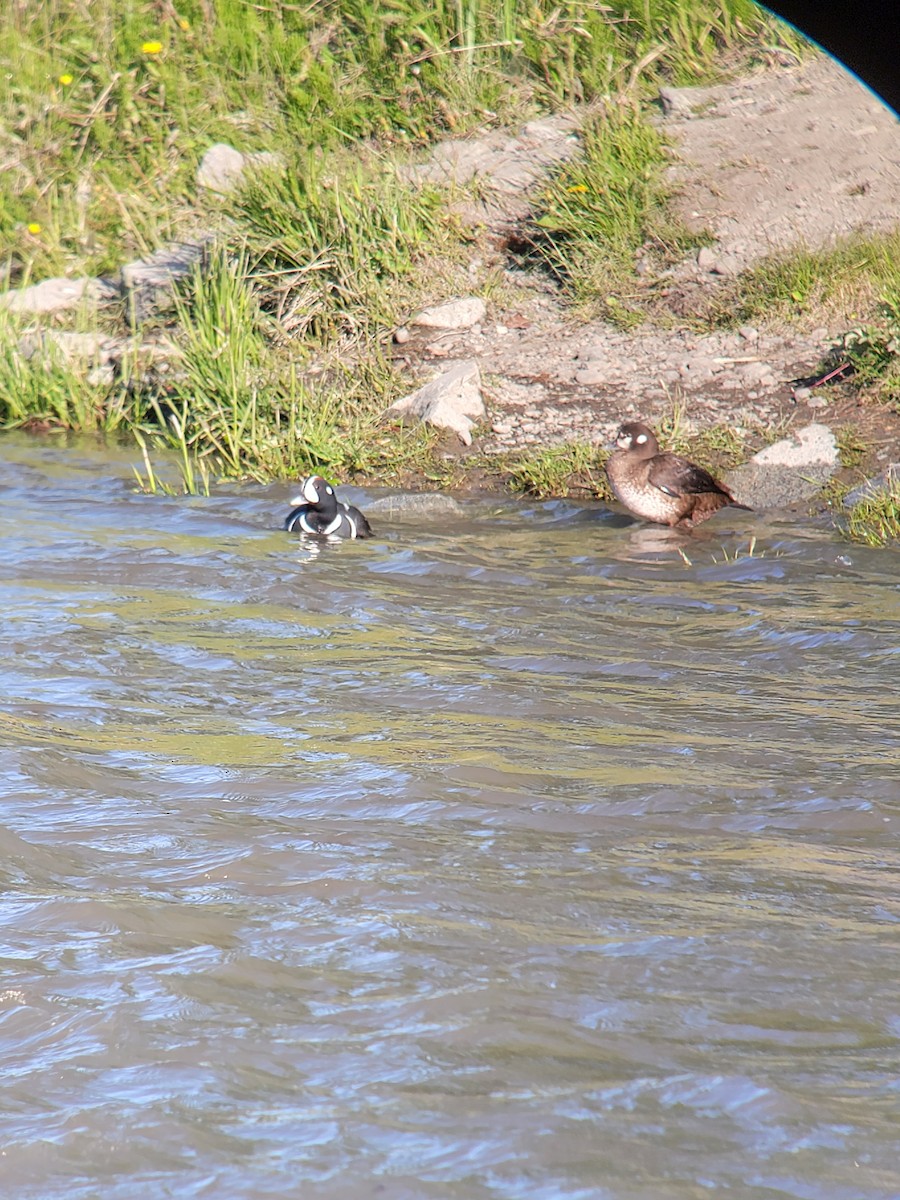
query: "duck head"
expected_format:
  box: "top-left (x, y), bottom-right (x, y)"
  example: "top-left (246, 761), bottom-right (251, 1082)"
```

top-left (614, 422), bottom-right (660, 458)
top-left (291, 475), bottom-right (338, 514)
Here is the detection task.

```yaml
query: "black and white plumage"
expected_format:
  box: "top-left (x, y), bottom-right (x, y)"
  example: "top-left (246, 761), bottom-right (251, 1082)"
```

top-left (284, 475), bottom-right (372, 540)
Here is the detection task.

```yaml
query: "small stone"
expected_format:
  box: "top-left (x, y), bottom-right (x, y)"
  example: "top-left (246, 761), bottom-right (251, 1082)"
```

top-left (86, 364), bottom-right (116, 387)
top-left (792, 386), bottom-right (812, 401)
top-left (807, 395), bottom-right (829, 408)
top-left (393, 326), bottom-right (410, 344)
top-left (697, 246), bottom-right (717, 271)
top-left (196, 143), bottom-right (246, 193)
top-left (658, 86), bottom-right (710, 117)
top-left (574, 364), bottom-right (607, 386)
top-left (711, 254), bottom-right (740, 276)
top-left (736, 360), bottom-right (775, 386)
top-left (412, 297), bottom-right (487, 330)
top-left (387, 359), bottom-right (485, 445)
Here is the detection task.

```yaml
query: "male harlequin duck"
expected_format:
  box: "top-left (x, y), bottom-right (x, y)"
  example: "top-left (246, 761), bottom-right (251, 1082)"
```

top-left (605, 421), bottom-right (751, 528)
top-left (284, 475), bottom-right (372, 539)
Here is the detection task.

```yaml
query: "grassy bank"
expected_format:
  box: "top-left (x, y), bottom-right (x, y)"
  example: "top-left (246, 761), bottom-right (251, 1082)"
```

top-left (0, 0), bottom-right (786, 283)
top-left (0, 0), bottom-right (794, 472)
top-left (2, 2), bottom-right (897, 544)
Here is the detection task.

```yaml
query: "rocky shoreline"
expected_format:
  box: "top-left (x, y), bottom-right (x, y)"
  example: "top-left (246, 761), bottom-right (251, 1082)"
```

top-left (2, 54), bottom-right (899, 524)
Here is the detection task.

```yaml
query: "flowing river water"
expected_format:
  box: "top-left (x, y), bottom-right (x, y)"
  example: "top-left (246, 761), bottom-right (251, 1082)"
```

top-left (1, 433), bottom-right (898, 1199)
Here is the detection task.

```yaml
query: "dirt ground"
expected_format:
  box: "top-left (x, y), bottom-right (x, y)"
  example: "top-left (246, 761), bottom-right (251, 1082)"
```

top-left (393, 53), bottom-right (900, 483)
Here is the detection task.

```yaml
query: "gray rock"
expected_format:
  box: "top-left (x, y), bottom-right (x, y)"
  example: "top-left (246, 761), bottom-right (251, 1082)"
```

top-left (711, 254), bottom-right (740, 276)
top-left (725, 422), bottom-right (839, 508)
top-left (792, 386), bottom-right (812, 401)
top-left (196, 143), bottom-right (284, 195)
top-left (679, 356), bottom-right (717, 380)
top-left (0, 275), bottom-right (117, 315)
top-left (697, 246), bottom-right (717, 271)
top-left (86, 364), bottom-right (116, 388)
top-left (736, 360), bottom-right (776, 387)
top-left (843, 463), bottom-right (900, 508)
top-left (574, 363), bottom-right (607, 386)
top-left (753, 423), bottom-right (837, 468)
top-left (18, 330), bottom-right (110, 362)
top-left (658, 85), bottom-right (715, 118)
top-left (387, 359), bottom-right (486, 445)
top-left (122, 238), bottom-right (212, 322)
top-left (366, 492), bottom-right (465, 518)
top-left (412, 297), bottom-right (487, 330)
top-left (197, 142), bottom-right (246, 193)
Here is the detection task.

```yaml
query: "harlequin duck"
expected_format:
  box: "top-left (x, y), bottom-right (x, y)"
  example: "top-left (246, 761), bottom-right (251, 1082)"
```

top-left (605, 421), bottom-right (751, 528)
top-left (284, 475), bottom-right (372, 539)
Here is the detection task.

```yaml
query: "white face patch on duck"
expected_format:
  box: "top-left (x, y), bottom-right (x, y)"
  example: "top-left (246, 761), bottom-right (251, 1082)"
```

top-left (635, 433), bottom-right (648, 444)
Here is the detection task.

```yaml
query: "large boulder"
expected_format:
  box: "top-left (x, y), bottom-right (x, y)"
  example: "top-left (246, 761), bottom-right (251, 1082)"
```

top-left (725, 423), bottom-right (839, 508)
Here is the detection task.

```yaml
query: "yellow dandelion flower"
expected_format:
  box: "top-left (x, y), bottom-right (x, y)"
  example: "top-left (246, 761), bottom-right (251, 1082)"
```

top-left (141, 41), bottom-right (164, 54)
top-left (567, 184), bottom-right (588, 194)
top-left (27, 223), bottom-right (42, 235)
top-left (178, 18), bottom-right (190, 31)
top-left (58, 73), bottom-right (74, 86)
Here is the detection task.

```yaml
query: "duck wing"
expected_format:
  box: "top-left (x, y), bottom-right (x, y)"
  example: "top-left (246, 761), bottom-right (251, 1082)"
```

top-left (647, 452), bottom-right (733, 499)
top-left (285, 504), bottom-right (324, 533)
top-left (338, 503), bottom-right (373, 538)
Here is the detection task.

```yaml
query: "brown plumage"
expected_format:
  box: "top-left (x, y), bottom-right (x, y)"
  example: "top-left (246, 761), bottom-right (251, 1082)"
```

top-left (605, 421), bottom-right (751, 528)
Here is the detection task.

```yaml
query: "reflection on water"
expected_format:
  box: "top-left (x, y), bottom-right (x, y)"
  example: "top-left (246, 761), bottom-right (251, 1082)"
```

top-left (1, 433), bottom-right (899, 1199)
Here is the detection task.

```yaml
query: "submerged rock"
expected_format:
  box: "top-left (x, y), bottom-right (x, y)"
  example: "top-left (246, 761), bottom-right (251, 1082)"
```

top-left (366, 492), bottom-right (465, 518)
top-left (387, 359), bottom-right (486, 446)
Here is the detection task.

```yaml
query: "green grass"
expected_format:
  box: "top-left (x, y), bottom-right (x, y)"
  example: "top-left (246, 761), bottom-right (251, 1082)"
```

top-left (695, 233), bottom-right (900, 408)
top-left (1, 0), bottom-right (797, 282)
top-left (844, 478), bottom-right (900, 546)
top-left (0, 309), bottom-right (134, 431)
top-left (515, 109), bottom-right (707, 326)
top-left (835, 425), bottom-right (869, 469)
top-left (0, 0), bottom-right (808, 492)
top-left (504, 440), bottom-right (608, 498)
top-left (704, 230), bottom-right (900, 333)
top-left (653, 407), bottom-right (751, 468)
top-left (233, 151), bottom-right (448, 344)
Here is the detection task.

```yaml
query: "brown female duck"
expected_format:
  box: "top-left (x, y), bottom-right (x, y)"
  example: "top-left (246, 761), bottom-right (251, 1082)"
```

top-left (605, 421), bottom-right (751, 528)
